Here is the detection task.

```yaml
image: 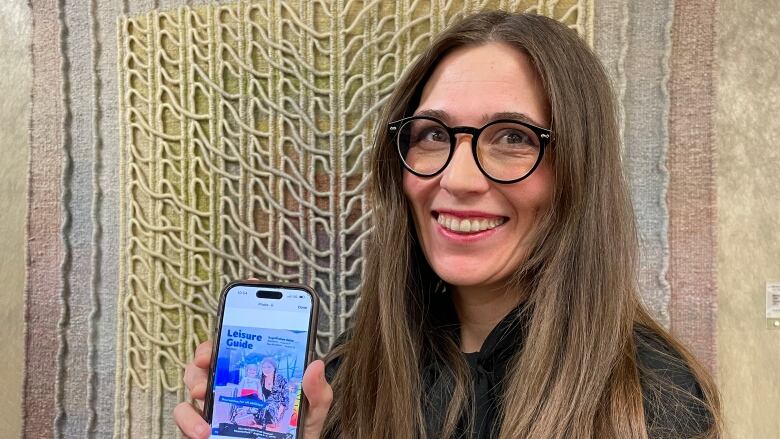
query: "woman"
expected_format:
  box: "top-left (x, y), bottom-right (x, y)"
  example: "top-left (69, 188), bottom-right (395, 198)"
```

top-left (258, 357), bottom-right (289, 429)
top-left (175, 11), bottom-right (720, 439)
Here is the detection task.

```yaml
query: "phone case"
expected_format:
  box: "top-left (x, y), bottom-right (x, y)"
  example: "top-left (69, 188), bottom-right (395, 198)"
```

top-left (202, 279), bottom-right (319, 438)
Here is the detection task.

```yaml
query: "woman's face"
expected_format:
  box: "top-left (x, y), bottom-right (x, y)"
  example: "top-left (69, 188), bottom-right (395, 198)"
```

top-left (261, 362), bottom-right (275, 376)
top-left (403, 42), bottom-right (553, 294)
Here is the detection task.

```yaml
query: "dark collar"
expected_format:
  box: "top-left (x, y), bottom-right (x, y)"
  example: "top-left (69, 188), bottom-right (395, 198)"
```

top-left (433, 294), bottom-right (532, 375)
top-left (434, 298), bottom-right (532, 438)
top-left (472, 302), bottom-right (531, 369)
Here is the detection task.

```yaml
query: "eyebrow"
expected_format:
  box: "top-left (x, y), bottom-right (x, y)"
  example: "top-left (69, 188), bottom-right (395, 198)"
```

top-left (412, 109), bottom-right (546, 129)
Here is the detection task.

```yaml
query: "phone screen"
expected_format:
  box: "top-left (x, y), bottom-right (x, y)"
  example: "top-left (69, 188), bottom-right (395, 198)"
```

top-left (207, 283), bottom-right (316, 439)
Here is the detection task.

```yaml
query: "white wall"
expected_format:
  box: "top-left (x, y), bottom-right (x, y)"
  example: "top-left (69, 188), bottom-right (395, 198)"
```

top-left (0, 1), bottom-right (31, 437)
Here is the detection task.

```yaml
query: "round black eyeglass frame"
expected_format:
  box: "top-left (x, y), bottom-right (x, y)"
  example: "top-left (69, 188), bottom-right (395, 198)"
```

top-left (388, 115), bottom-right (553, 184)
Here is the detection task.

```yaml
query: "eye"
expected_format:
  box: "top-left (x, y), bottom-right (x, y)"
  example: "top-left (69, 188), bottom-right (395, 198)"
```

top-left (419, 127), bottom-right (447, 142)
top-left (409, 123), bottom-right (449, 145)
top-left (500, 130), bottom-right (533, 145)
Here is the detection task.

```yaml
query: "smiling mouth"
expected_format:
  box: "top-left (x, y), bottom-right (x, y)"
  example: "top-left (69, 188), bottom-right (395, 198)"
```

top-left (434, 212), bottom-right (507, 234)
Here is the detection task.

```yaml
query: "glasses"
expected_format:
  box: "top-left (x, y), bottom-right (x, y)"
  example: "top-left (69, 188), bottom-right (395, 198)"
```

top-left (389, 116), bottom-right (552, 184)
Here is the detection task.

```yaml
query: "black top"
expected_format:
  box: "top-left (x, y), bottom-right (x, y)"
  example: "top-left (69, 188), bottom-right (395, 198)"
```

top-left (261, 381), bottom-right (272, 399)
top-left (325, 304), bottom-right (713, 438)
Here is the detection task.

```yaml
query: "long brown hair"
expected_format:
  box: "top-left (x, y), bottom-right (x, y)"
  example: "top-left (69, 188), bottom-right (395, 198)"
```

top-left (322, 11), bottom-right (721, 439)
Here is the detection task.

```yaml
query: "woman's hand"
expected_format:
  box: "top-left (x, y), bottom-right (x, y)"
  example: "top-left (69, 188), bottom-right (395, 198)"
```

top-left (173, 340), bottom-right (333, 439)
top-left (173, 340), bottom-right (212, 439)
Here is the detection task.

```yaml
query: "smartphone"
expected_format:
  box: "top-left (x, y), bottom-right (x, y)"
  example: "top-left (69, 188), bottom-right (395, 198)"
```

top-left (203, 280), bottom-right (319, 439)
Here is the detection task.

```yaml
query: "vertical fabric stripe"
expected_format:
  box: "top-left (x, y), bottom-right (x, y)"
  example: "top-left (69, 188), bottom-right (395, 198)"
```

top-left (594, 0), bottom-right (675, 328)
top-left (54, 0), bottom-right (75, 435)
top-left (87, 0), bottom-right (103, 432)
top-left (88, 0), bottom-right (112, 434)
top-left (621, 0), bottom-right (675, 327)
top-left (59, 0), bottom-right (97, 435)
top-left (668, 0), bottom-right (719, 371)
top-left (25, 0), bottom-right (64, 437)
top-left (93, 1), bottom-right (123, 436)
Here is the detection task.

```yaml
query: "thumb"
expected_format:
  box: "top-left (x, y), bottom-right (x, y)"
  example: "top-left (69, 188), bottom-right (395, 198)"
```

top-left (301, 360), bottom-right (333, 439)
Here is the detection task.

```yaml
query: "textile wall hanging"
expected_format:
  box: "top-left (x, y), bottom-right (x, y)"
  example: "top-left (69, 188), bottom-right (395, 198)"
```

top-left (25, 0), bottom-right (717, 437)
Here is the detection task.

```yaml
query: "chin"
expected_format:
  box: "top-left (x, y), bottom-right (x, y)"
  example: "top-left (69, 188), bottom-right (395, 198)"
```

top-left (435, 267), bottom-right (493, 288)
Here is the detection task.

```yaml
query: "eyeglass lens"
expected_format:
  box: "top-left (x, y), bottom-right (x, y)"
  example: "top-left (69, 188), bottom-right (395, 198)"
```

top-left (397, 118), bottom-right (541, 182)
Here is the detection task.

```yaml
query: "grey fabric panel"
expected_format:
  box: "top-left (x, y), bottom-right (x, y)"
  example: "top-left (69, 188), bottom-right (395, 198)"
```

top-left (622, 0), bottom-right (674, 327)
top-left (93, 0), bottom-right (122, 436)
top-left (594, 0), bottom-right (673, 327)
top-left (47, 1), bottom-right (125, 437)
top-left (58, 0), bottom-right (96, 437)
top-left (593, 0), bottom-right (627, 135)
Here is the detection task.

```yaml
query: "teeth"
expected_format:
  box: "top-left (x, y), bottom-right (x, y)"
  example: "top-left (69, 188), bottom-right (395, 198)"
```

top-left (436, 213), bottom-right (505, 233)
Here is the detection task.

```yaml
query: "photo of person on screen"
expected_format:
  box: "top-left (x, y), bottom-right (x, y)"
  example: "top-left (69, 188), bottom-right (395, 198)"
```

top-left (237, 363), bottom-right (262, 397)
top-left (257, 357), bottom-right (289, 430)
top-left (229, 362), bottom-right (263, 427)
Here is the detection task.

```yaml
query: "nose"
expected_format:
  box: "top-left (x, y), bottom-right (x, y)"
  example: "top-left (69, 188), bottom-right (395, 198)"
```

top-left (439, 134), bottom-right (490, 195)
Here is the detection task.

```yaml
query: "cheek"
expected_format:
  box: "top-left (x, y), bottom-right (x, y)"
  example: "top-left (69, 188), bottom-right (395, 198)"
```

top-left (504, 163), bottom-right (554, 215)
top-left (401, 172), bottom-right (417, 205)
top-left (527, 159), bottom-right (554, 204)
top-left (402, 173), bottom-right (429, 222)
top-left (402, 173), bottom-right (438, 258)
